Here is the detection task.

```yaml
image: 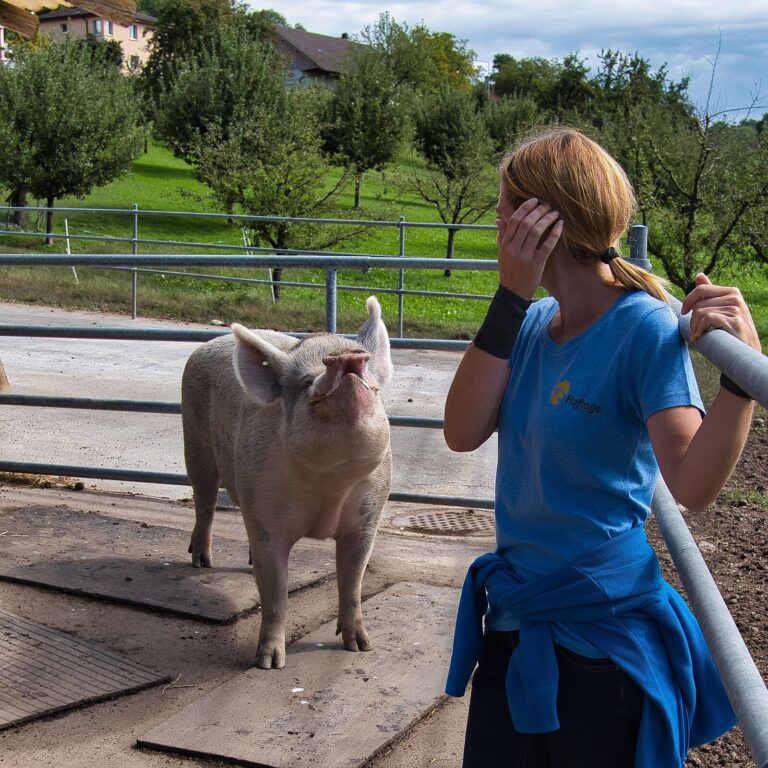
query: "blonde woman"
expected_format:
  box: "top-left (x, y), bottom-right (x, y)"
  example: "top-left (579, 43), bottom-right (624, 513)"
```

top-left (444, 127), bottom-right (759, 767)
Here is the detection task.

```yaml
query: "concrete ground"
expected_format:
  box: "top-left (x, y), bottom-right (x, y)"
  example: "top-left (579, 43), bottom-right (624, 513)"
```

top-left (0, 301), bottom-right (499, 768)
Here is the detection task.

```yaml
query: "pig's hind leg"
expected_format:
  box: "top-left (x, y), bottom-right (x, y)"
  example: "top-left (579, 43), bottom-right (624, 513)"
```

top-left (186, 455), bottom-right (220, 569)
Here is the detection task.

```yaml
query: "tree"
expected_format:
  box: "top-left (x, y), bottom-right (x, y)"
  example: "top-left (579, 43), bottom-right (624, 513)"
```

top-left (483, 94), bottom-right (541, 154)
top-left (0, 39), bottom-right (142, 242)
top-left (153, 24), bottom-right (284, 167)
top-left (581, 49), bottom-right (768, 291)
top-left (641, 113), bottom-right (768, 292)
top-left (358, 13), bottom-right (477, 95)
top-left (195, 89), bottom-right (354, 298)
top-left (323, 47), bottom-right (405, 208)
top-left (411, 87), bottom-right (497, 273)
top-left (138, 0), bottom-right (235, 115)
top-left (490, 53), bottom-right (593, 117)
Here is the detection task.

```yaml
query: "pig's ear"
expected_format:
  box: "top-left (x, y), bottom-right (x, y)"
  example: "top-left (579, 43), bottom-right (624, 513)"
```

top-left (357, 297), bottom-right (392, 386)
top-left (231, 323), bottom-right (289, 403)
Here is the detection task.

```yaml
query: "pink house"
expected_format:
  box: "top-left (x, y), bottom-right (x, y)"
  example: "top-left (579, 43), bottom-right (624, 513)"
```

top-left (37, 7), bottom-right (156, 71)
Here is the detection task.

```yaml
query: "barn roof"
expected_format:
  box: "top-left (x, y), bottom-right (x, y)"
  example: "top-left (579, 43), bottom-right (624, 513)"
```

top-left (271, 24), bottom-right (357, 75)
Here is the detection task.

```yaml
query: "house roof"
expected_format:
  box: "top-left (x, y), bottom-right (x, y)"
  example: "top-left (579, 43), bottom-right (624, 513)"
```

top-left (38, 7), bottom-right (156, 23)
top-left (271, 24), bottom-right (356, 75)
top-left (0, 1), bottom-right (138, 35)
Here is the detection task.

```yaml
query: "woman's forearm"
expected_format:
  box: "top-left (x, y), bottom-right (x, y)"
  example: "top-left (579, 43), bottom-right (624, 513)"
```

top-left (655, 391), bottom-right (755, 512)
top-left (443, 345), bottom-right (511, 452)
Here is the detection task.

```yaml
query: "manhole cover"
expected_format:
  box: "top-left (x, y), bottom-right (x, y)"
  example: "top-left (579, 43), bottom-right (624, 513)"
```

top-left (389, 508), bottom-right (495, 537)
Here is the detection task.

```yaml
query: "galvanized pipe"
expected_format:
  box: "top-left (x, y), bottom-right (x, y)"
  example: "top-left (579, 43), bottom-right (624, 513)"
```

top-left (652, 481), bottom-right (768, 768)
top-left (629, 224), bottom-right (768, 767)
top-left (672, 295), bottom-right (768, 408)
top-left (398, 216), bottom-right (406, 339)
top-left (0, 462), bottom-right (493, 510)
top-left (325, 268), bottom-right (337, 333)
top-left (131, 202), bottom-right (139, 320)
top-left (0, 204), bottom-right (496, 231)
top-left (0, 253), bottom-right (496, 271)
top-left (0, 394), bottom-right (444, 429)
top-left (0, 324), bottom-right (471, 350)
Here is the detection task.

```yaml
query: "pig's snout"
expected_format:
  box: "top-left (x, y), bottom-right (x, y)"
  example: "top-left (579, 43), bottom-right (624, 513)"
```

top-left (311, 350), bottom-right (378, 406)
top-left (322, 350), bottom-right (370, 379)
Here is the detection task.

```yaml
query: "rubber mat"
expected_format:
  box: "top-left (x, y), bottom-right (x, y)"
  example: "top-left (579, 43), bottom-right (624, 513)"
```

top-left (0, 609), bottom-right (169, 730)
top-left (0, 506), bottom-right (336, 621)
top-left (138, 582), bottom-right (459, 768)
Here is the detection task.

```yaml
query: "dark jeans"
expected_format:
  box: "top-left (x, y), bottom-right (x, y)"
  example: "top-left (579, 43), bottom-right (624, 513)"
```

top-left (463, 631), bottom-right (644, 768)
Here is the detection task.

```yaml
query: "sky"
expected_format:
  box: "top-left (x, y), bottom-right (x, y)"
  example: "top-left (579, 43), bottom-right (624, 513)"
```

top-left (251, 0), bottom-right (768, 119)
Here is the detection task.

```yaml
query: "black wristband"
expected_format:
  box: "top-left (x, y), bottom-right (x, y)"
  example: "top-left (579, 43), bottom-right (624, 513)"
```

top-left (720, 372), bottom-right (752, 400)
top-left (473, 285), bottom-right (531, 359)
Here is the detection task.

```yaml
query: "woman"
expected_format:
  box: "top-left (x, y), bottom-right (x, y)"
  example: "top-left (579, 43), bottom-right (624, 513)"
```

top-left (443, 127), bottom-right (760, 768)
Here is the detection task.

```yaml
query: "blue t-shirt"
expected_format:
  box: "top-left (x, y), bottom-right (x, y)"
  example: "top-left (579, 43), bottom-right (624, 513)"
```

top-left (486, 289), bottom-right (704, 649)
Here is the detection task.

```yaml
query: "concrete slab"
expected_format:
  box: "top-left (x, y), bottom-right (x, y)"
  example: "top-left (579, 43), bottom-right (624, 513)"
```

top-left (137, 582), bottom-right (459, 768)
top-left (0, 609), bottom-right (169, 730)
top-left (0, 506), bottom-right (336, 622)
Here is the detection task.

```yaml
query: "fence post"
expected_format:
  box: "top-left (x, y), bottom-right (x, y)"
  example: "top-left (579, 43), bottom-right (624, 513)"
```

top-left (627, 224), bottom-right (651, 269)
top-left (0, 358), bottom-right (9, 391)
top-left (131, 203), bottom-right (139, 319)
top-left (325, 268), bottom-right (337, 333)
top-left (397, 216), bottom-right (405, 338)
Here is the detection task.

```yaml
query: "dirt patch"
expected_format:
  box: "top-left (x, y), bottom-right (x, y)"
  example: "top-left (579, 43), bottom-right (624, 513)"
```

top-left (646, 417), bottom-right (768, 767)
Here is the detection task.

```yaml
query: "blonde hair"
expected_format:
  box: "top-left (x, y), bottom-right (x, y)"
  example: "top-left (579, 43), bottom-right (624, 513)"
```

top-left (500, 126), bottom-right (668, 302)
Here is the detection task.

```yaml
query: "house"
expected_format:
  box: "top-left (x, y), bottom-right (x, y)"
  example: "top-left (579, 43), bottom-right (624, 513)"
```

top-left (270, 24), bottom-right (357, 88)
top-left (37, 7), bottom-right (156, 71)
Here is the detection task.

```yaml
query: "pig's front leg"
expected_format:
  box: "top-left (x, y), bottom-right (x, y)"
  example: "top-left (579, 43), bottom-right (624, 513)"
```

top-left (334, 524), bottom-right (378, 652)
top-left (245, 521), bottom-right (291, 670)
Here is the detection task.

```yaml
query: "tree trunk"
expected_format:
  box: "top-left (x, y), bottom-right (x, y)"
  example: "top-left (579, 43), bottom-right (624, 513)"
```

top-left (45, 196), bottom-right (55, 246)
top-left (444, 227), bottom-right (457, 278)
top-left (354, 172), bottom-right (363, 210)
top-left (8, 187), bottom-right (27, 227)
top-left (226, 200), bottom-right (236, 226)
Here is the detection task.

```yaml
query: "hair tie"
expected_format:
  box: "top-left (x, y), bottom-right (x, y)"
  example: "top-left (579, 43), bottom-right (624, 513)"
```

top-left (601, 247), bottom-right (619, 264)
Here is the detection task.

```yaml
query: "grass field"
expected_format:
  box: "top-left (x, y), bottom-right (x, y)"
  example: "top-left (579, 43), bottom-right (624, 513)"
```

top-left (1, 142), bottom-right (767, 347)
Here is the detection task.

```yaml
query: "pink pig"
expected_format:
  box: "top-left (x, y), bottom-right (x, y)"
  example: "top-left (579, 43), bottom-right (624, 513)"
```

top-left (181, 297), bottom-right (392, 669)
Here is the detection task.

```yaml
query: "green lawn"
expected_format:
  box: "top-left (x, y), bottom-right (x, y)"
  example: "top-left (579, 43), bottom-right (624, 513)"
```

top-left (1, 142), bottom-right (767, 348)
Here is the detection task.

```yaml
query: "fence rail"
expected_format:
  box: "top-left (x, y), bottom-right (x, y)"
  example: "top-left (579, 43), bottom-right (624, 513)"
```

top-left (2, 215), bottom-right (768, 766)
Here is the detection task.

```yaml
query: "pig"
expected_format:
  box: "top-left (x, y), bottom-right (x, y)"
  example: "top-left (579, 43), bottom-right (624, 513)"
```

top-left (181, 296), bottom-right (392, 669)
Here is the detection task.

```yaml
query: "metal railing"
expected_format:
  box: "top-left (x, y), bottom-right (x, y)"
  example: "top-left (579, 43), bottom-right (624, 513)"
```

top-left (0, 204), bottom-right (499, 336)
top-left (1, 223), bottom-right (767, 766)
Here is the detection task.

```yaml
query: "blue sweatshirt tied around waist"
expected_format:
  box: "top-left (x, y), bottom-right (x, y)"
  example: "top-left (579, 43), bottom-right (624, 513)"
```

top-left (445, 526), bottom-right (735, 768)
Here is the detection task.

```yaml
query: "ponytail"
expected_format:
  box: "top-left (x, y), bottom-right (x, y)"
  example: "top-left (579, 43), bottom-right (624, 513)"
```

top-left (608, 255), bottom-right (669, 303)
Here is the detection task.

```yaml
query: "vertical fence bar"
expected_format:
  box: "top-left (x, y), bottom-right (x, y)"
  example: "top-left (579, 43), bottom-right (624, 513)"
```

top-left (325, 268), bottom-right (337, 333)
top-left (398, 216), bottom-right (406, 338)
top-left (628, 224), bottom-right (651, 269)
top-left (631, 219), bottom-right (768, 766)
top-left (131, 203), bottom-right (139, 319)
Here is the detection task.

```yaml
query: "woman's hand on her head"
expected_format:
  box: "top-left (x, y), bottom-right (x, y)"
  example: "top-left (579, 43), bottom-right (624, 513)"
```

top-left (496, 197), bottom-right (563, 299)
top-left (681, 273), bottom-right (761, 352)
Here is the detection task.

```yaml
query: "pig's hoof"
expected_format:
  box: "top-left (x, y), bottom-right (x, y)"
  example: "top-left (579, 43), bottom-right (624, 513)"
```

top-left (189, 548), bottom-right (212, 568)
top-left (342, 629), bottom-right (372, 653)
top-left (256, 645), bottom-right (286, 670)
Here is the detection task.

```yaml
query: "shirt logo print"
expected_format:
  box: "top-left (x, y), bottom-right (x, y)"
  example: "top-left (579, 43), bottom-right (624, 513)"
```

top-left (550, 379), bottom-right (570, 405)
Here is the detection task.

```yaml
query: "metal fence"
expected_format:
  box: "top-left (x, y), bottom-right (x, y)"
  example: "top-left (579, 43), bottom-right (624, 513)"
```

top-left (0, 204), bottom-right (503, 336)
top-left (1, 218), bottom-right (768, 766)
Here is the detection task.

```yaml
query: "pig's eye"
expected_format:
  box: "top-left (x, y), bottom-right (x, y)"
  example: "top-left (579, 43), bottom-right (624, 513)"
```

top-left (300, 376), bottom-right (314, 390)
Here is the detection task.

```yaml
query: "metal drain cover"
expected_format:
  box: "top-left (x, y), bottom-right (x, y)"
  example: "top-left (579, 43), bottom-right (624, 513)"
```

top-left (389, 507), bottom-right (495, 537)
